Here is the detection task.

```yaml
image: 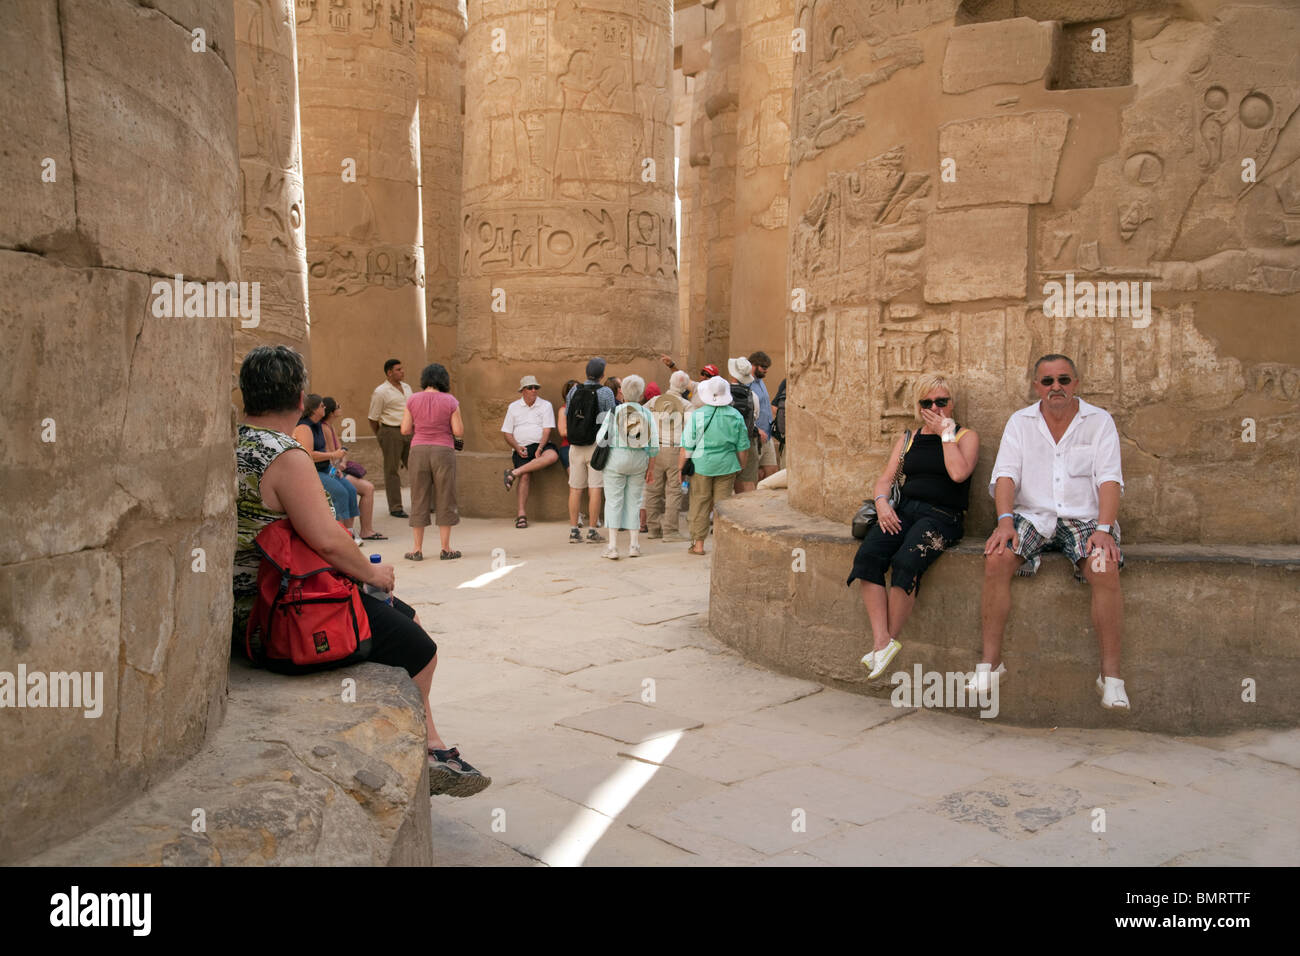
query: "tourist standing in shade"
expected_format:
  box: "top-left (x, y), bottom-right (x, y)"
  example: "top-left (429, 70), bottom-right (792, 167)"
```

top-left (680, 376), bottom-right (749, 555)
top-left (644, 370), bottom-right (690, 541)
top-left (565, 358), bottom-right (616, 544)
top-left (368, 358), bottom-right (413, 518)
top-left (401, 363), bottom-right (463, 561)
top-left (846, 374), bottom-right (978, 681)
top-left (595, 375), bottom-right (658, 559)
top-left (748, 351), bottom-right (779, 482)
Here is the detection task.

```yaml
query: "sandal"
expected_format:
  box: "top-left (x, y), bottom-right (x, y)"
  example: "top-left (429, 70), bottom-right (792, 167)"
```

top-left (440, 550), bottom-right (462, 560)
top-left (361, 532), bottom-right (388, 540)
top-left (404, 551), bottom-right (423, 561)
top-left (687, 546), bottom-right (706, 555)
top-left (503, 468), bottom-right (515, 490)
top-left (515, 516), bottom-right (528, 528)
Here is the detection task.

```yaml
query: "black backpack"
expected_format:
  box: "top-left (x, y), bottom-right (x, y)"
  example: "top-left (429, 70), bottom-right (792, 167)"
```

top-left (772, 378), bottom-right (787, 444)
top-left (566, 383), bottom-right (602, 446)
top-left (730, 383), bottom-right (757, 438)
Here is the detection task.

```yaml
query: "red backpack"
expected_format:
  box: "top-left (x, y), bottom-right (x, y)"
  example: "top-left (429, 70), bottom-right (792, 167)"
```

top-left (243, 518), bottom-right (371, 673)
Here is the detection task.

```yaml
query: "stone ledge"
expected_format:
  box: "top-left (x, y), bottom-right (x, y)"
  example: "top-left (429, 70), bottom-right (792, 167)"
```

top-left (456, 450), bottom-right (578, 521)
top-left (27, 660), bottom-right (433, 866)
top-left (709, 491), bottom-right (1300, 735)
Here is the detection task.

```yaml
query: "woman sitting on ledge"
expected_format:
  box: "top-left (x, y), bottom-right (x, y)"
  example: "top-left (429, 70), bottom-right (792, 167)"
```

top-left (234, 345), bottom-right (488, 797)
top-left (846, 374), bottom-right (979, 681)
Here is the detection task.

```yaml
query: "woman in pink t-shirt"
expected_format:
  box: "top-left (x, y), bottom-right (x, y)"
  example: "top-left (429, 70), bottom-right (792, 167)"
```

top-left (400, 363), bottom-right (464, 560)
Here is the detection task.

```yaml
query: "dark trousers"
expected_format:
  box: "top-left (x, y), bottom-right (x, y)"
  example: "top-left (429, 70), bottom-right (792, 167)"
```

top-left (377, 424), bottom-right (411, 513)
top-left (846, 497), bottom-right (964, 596)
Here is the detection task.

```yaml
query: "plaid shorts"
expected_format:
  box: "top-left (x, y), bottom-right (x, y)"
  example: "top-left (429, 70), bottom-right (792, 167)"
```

top-left (1011, 514), bottom-right (1123, 583)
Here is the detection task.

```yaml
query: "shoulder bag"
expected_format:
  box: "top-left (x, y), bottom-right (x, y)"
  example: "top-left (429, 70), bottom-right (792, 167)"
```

top-left (851, 430), bottom-right (913, 539)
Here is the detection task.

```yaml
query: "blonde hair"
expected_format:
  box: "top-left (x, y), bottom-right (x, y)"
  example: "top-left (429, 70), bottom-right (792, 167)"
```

top-left (913, 374), bottom-right (957, 419)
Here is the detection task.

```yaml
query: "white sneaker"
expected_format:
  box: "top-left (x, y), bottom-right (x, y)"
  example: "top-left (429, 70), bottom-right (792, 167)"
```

top-left (867, 640), bottom-right (901, 680)
top-left (860, 649), bottom-right (876, 672)
top-left (965, 662), bottom-right (1007, 695)
top-left (1099, 676), bottom-right (1130, 712)
top-left (628, 544), bottom-right (641, 558)
top-left (601, 546), bottom-right (619, 560)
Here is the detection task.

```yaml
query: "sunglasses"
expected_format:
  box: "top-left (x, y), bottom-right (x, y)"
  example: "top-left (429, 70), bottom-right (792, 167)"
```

top-left (918, 398), bottom-right (950, 409)
top-left (1039, 376), bottom-right (1073, 387)
top-left (523, 385), bottom-right (540, 391)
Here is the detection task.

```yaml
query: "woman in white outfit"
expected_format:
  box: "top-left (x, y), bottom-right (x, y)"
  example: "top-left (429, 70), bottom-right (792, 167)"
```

top-left (595, 374), bottom-right (658, 558)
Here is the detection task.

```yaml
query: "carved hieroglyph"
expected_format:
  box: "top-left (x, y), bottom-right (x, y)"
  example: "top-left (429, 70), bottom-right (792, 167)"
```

top-left (784, 0), bottom-right (1300, 544)
top-left (297, 0), bottom-right (428, 428)
top-left (236, 0), bottom-right (311, 381)
top-left (458, 0), bottom-right (676, 447)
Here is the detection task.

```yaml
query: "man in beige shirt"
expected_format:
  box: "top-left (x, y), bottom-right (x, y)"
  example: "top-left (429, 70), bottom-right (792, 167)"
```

top-left (368, 358), bottom-right (414, 517)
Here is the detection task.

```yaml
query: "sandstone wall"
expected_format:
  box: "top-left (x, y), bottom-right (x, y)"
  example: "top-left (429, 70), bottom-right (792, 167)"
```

top-left (235, 0), bottom-right (311, 391)
top-left (297, 0), bottom-right (427, 442)
top-left (0, 0), bottom-right (238, 861)
top-left (418, 0), bottom-right (467, 366)
top-left (730, 0), bottom-right (793, 381)
top-left (784, 0), bottom-right (1300, 543)
top-left (457, 0), bottom-right (678, 449)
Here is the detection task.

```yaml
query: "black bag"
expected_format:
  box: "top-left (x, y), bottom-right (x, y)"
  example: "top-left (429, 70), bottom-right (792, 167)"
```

top-left (567, 383), bottom-right (602, 446)
top-left (772, 378), bottom-right (787, 444)
top-left (730, 383), bottom-right (757, 438)
top-left (590, 442), bottom-right (610, 470)
top-left (850, 430), bottom-right (911, 539)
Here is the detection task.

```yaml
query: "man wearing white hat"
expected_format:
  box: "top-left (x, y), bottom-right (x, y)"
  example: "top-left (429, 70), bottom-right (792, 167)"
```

top-left (680, 375), bottom-right (750, 556)
top-left (501, 375), bottom-right (559, 528)
top-left (727, 356), bottom-right (762, 493)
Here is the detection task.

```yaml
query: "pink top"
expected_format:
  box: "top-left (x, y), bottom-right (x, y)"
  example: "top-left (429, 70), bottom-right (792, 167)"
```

top-left (408, 390), bottom-right (459, 447)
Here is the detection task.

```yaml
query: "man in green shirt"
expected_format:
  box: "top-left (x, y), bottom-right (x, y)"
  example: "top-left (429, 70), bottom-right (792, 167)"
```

top-left (679, 376), bottom-right (750, 555)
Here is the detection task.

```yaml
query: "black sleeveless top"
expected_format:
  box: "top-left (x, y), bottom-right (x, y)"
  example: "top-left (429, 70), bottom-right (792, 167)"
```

top-left (298, 416), bottom-right (328, 472)
top-left (900, 427), bottom-right (971, 512)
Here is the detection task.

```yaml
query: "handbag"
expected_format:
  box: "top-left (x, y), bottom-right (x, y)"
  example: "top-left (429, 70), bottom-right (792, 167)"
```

top-left (243, 518), bottom-right (372, 673)
top-left (680, 408), bottom-right (720, 478)
top-left (591, 442), bottom-right (611, 470)
top-left (851, 430), bottom-right (912, 540)
top-left (343, 460), bottom-right (366, 478)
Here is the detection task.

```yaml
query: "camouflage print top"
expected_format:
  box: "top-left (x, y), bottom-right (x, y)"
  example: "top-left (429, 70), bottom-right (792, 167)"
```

top-left (232, 424), bottom-right (335, 644)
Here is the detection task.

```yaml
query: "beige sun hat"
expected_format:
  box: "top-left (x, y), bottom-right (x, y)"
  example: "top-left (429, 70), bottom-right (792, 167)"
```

top-left (698, 375), bottom-right (734, 407)
top-left (518, 375), bottom-right (541, 391)
top-left (728, 356), bottom-right (754, 385)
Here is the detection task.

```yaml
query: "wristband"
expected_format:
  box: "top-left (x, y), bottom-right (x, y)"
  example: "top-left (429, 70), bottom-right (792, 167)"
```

top-left (998, 512), bottom-right (1014, 521)
top-left (874, 494), bottom-right (888, 502)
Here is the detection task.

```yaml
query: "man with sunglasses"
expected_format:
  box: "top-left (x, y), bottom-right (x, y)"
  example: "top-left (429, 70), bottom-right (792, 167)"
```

top-left (501, 375), bottom-right (559, 528)
top-left (974, 354), bottom-right (1130, 711)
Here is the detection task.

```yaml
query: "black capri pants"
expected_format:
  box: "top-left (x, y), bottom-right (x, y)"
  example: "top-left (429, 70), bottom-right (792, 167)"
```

top-left (846, 497), bottom-right (964, 596)
top-left (360, 592), bottom-right (438, 676)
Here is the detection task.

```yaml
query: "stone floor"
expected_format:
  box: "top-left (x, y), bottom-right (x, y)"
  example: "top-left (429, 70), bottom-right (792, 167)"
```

top-left (366, 504), bottom-right (1300, 867)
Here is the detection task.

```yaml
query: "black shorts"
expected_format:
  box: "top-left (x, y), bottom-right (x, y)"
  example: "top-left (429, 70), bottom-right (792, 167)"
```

top-left (846, 497), bottom-right (964, 596)
top-left (360, 592), bottom-right (437, 676)
top-left (512, 442), bottom-right (558, 469)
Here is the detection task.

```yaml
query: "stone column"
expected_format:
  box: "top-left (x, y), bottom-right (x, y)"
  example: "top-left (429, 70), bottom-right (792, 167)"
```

top-left (700, 0), bottom-right (741, 368)
top-left (730, 0), bottom-right (792, 382)
top-left (235, 0), bottom-right (311, 387)
top-left (297, 0), bottom-right (426, 467)
top-left (0, 0), bottom-right (238, 861)
top-left (417, 0), bottom-right (466, 364)
top-left (457, 0), bottom-right (677, 454)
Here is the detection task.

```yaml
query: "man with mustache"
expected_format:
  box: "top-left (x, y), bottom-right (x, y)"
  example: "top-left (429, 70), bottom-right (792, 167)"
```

top-left (972, 354), bottom-right (1130, 712)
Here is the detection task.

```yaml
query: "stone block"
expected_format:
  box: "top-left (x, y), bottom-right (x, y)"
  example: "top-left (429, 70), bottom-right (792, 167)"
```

top-left (0, 0), bottom-right (75, 249)
top-left (938, 111), bottom-right (1070, 207)
top-left (942, 18), bottom-right (1059, 94)
top-left (62, 0), bottom-right (240, 277)
top-left (557, 702), bottom-right (703, 745)
top-left (925, 206), bottom-right (1029, 302)
top-left (682, 37), bottom-right (710, 76)
top-left (801, 809), bottom-right (1005, 866)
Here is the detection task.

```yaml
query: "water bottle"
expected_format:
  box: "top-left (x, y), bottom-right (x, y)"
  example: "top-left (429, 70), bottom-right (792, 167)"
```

top-left (363, 553), bottom-right (392, 605)
top-left (681, 477), bottom-right (690, 495)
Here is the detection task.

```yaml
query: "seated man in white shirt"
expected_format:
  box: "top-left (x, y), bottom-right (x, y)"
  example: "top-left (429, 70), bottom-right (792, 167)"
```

top-left (501, 375), bottom-right (559, 528)
top-left (974, 354), bottom-right (1130, 711)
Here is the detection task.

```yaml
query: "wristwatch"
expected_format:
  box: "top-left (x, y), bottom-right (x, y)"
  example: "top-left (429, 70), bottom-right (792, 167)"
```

top-left (1096, 523), bottom-right (1113, 536)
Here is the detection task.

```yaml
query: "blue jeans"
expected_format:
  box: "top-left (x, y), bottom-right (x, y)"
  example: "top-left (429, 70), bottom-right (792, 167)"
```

top-left (319, 470), bottom-right (359, 521)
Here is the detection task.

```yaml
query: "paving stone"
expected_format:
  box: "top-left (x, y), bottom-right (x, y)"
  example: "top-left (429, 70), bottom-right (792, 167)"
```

top-left (928, 777), bottom-right (1085, 839)
top-left (429, 812), bottom-right (539, 867)
top-left (753, 849), bottom-right (833, 867)
top-left (863, 710), bottom-right (999, 758)
top-left (501, 635), bottom-right (665, 675)
top-left (1085, 739), bottom-right (1251, 787)
top-left (814, 742), bottom-right (995, 797)
top-left (537, 756), bottom-right (724, 828)
top-left (707, 719), bottom-right (854, 766)
top-left (565, 647), bottom-right (823, 723)
top-left (947, 728), bottom-right (1101, 777)
top-left (1216, 729), bottom-right (1300, 772)
top-left (665, 788), bottom-right (838, 856)
top-left (738, 687), bottom-right (905, 737)
top-left (1045, 763), bottom-right (1167, 806)
top-left (557, 702), bottom-right (704, 745)
top-left (432, 726), bottom-right (615, 792)
top-left (625, 727), bottom-right (789, 785)
top-left (631, 814), bottom-right (769, 865)
top-left (1189, 758), bottom-right (1300, 828)
top-left (579, 823), bottom-right (700, 866)
top-left (801, 810), bottom-right (1006, 866)
top-left (731, 765), bottom-right (924, 826)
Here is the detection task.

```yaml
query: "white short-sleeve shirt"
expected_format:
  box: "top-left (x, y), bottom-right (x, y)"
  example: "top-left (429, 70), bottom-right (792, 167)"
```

top-left (501, 397), bottom-right (556, 447)
top-left (989, 398), bottom-right (1124, 537)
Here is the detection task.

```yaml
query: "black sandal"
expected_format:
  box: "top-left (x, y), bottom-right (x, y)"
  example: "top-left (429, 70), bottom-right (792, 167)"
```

top-left (440, 550), bottom-right (462, 560)
top-left (404, 551), bottom-right (423, 561)
top-left (515, 516), bottom-right (528, 528)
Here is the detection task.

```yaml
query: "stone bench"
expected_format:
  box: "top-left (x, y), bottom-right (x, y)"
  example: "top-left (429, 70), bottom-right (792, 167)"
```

top-left (28, 659), bottom-right (432, 865)
top-left (710, 491), bottom-right (1300, 735)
